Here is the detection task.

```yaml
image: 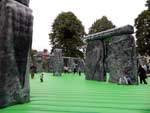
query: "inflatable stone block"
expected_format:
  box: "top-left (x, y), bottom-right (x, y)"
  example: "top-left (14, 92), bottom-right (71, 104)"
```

top-left (84, 25), bottom-right (138, 84)
top-left (105, 35), bottom-right (138, 84)
top-left (85, 40), bottom-right (106, 81)
top-left (84, 25), bottom-right (134, 42)
top-left (0, 0), bottom-right (33, 108)
top-left (15, 0), bottom-right (30, 6)
top-left (53, 49), bottom-right (63, 76)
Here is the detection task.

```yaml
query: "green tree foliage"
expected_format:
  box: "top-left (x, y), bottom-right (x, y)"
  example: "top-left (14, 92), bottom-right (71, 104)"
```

top-left (49, 12), bottom-right (85, 58)
top-left (135, 1), bottom-right (150, 55)
top-left (145, 0), bottom-right (150, 10)
top-left (88, 16), bottom-right (115, 34)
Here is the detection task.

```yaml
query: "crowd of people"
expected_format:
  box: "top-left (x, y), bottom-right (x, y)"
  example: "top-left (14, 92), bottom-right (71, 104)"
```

top-left (63, 63), bottom-right (82, 76)
top-left (30, 62), bottom-right (82, 83)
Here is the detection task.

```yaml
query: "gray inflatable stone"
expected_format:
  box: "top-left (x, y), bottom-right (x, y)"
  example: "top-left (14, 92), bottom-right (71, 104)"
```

top-left (0, 0), bottom-right (33, 108)
top-left (84, 25), bottom-right (134, 42)
top-left (84, 25), bottom-right (138, 84)
top-left (53, 49), bottom-right (63, 76)
top-left (105, 35), bottom-right (138, 84)
top-left (85, 40), bottom-right (106, 81)
top-left (15, 0), bottom-right (30, 6)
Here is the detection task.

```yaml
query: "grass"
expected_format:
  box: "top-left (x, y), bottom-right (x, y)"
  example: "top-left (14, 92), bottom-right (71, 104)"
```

top-left (1, 73), bottom-right (150, 113)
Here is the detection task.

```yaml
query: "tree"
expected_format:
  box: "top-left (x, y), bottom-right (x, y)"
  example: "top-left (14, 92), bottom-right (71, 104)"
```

top-left (88, 16), bottom-right (115, 34)
top-left (49, 12), bottom-right (85, 58)
top-left (135, 0), bottom-right (150, 55)
top-left (145, 0), bottom-right (150, 10)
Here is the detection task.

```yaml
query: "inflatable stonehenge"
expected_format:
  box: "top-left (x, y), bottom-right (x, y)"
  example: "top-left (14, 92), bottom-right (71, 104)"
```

top-left (84, 25), bottom-right (138, 85)
top-left (0, 0), bottom-right (33, 108)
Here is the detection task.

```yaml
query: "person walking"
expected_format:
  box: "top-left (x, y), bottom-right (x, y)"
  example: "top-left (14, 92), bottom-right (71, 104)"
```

top-left (138, 65), bottom-right (147, 84)
top-left (73, 63), bottom-right (77, 74)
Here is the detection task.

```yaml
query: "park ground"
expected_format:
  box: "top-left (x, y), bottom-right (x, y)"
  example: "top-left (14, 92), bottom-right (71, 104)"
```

top-left (1, 73), bottom-right (150, 113)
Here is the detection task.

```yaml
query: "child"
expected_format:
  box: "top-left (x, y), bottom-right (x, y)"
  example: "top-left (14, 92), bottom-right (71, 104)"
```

top-left (40, 72), bottom-right (44, 82)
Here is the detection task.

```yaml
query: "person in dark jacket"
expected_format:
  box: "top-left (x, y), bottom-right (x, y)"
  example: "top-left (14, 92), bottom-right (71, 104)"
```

top-left (138, 65), bottom-right (147, 84)
top-left (30, 63), bottom-right (36, 79)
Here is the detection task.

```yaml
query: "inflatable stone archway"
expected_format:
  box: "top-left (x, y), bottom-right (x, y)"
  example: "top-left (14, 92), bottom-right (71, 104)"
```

top-left (84, 25), bottom-right (138, 85)
top-left (0, 0), bottom-right (33, 108)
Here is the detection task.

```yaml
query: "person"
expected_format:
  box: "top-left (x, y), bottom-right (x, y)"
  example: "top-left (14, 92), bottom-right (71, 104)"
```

top-left (119, 68), bottom-right (133, 85)
top-left (30, 63), bottom-right (36, 79)
top-left (138, 65), bottom-right (147, 84)
top-left (73, 63), bottom-right (77, 74)
top-left (40, 72), bottom-right (44, 82)
top-left (143, 64), bottom-right (147, 72)
top-left (78, 67), bottom-right (81, 76)
top-left (64, 65), bottom-right (69, 73)
top-left (148, 63), bottom-right (150, 73)
top-left (126, 74), bottom-right (132, 85)
top-left (78, 65), bottom-right (81, 76)
top-left (118, 76), bottom-right (128, 85)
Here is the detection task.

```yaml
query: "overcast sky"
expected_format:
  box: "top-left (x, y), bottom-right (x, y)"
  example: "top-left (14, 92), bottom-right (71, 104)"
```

top-left (30, 0), bottom-right (146, 51)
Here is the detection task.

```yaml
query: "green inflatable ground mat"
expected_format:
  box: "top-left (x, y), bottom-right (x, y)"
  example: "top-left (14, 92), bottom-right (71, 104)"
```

top-left (1, 73), bottom-right (150, 113)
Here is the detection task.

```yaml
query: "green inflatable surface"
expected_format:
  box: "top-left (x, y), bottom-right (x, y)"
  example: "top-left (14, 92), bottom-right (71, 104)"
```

top-left (1, 73), bottom-right (150, 113)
